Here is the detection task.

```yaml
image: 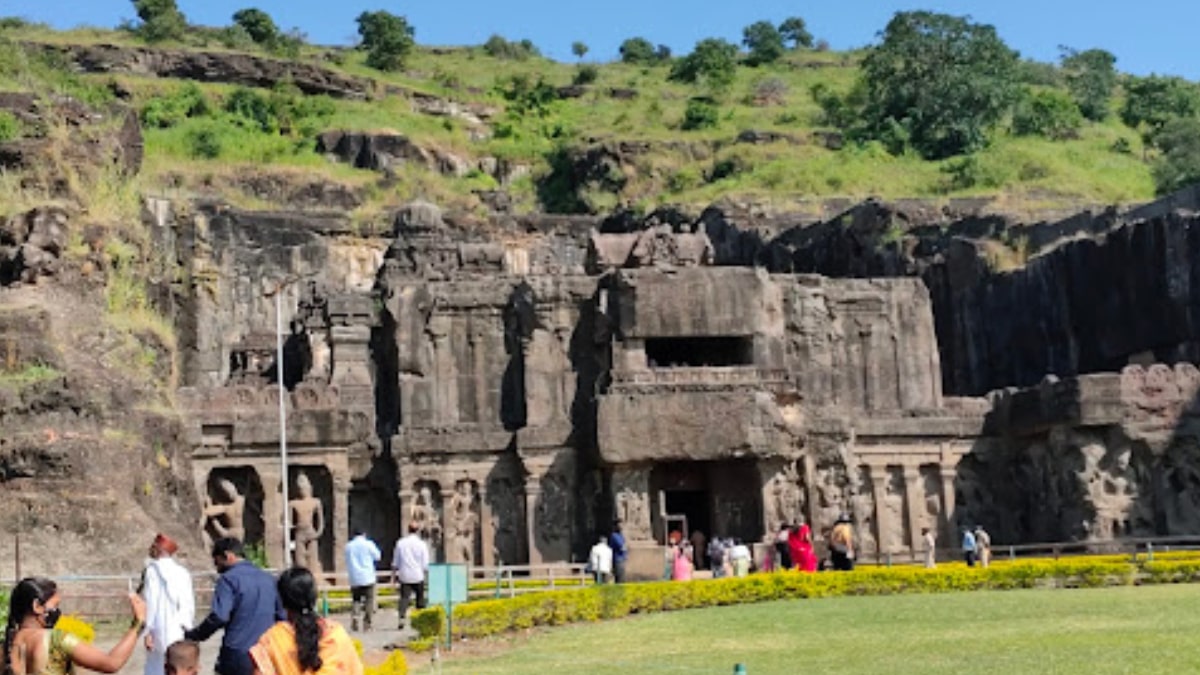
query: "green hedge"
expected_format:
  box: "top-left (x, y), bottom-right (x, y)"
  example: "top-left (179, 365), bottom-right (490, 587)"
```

top-left (409, 605), bottom-right (445, 639)
top-left (451, 559), bottom-right (1142, 639)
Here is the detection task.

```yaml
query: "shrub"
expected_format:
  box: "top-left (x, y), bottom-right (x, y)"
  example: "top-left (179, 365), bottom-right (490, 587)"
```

top-left (619, 37), bottom-right (655, 65)
top-left (742, 20), bottom-right (785, 66)
top-left (669, 38), bottom-right (739, 96)
top-left (681, 99), bottom-right (719, 131)
top-left (451, 559), bottom-right (1146, 639)
top-left (1121, 75), bottom-right (1200, 138)
top-left (1012, 89), bottom-right (1084, 140)
top-left (483, 35), bottom-right (539, 60)
top-left (1060, 47), bottom-right (1117, 122)
top-left (573, 64), bottom-right (599, 86)
top-left (751, 77), bottom-right (788, 107)
top-left (363, 650), bottom-right (407, 675)
top-left (140, 83), bottom-right (211, 129)
top-left (409, 605), bottom-right (445, 639)
top-left (186, 126), bottom-right (222, 159)
top-left (0, 110), bottom-right (20, 142)
top-left (1152, 116), bottom-right (1200, 195)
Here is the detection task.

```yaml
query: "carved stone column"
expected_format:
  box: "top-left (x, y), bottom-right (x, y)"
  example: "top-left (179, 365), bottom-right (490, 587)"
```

top-left (478, 483), bottom-right (495, 568)
top-left (440, 486), bottom-right (456, 563)
top-left (902, 465), bottom-right (923, 560)
top-left (398, 488), bottom-right (414, 536)
top-left (940, 465), bottom-right (957, 544)
top-left (524, 478), bottom-right (543, 564)
top-left (259, 465), bottom-right (284, 568)
top-left (332, 470), bottom-right (351, 574)
top-left (469, 329), bottom-right (488, 424)
top-left (868, 465), bottom-right (889, 558)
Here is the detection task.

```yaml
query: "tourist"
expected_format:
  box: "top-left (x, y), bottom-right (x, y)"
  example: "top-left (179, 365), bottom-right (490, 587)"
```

top-left (165, 641), bottom-right (201, 675)
top-left (141, 533), bottom-right (195, 675)
top-left (729, 539), bottom-right (752, 578)
top-left (974, 525), bottom-right (992, 568)
top-left (3, 577), bottom-right (146, 675)
top-left (249, 568), bottom-right (362, 675)
top-left (788, 521), bottom-right (817, 573)
top-left (184, 538), bottom-right (285, 675)
top-left (829, 514), bottom-right (855, 571)
top-left (922, 527), bottom-right (936, 568)
top-left (608, 522), bottom-right (628, 583)
top-left (773, 524), bottom-right (792, 571)
top-left (343, 529), bottom-right (382, 632)
top-left (708, 537), bottom-right (727, 578)
top-left (588, 535), bottom-right (614, 584)
top-left (689, 530), bottom-right (708, 570)
top-left (670, 541), bottom-right (694, 581)
top-left (962, 527), bottom-right (978, 567)
top-left (392, 522), bottom-right (430, 629)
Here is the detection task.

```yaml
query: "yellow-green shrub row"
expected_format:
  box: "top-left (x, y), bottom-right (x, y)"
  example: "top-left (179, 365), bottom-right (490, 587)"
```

top-left (450, 559), bottom-right (1158, 639)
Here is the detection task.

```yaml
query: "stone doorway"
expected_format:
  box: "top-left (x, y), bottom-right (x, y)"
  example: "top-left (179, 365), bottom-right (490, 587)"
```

top-left (649, 460), bottom-right (762, 546)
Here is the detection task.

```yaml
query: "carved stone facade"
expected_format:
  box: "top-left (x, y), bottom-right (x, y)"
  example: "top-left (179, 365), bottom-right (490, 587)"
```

top-left (173, 202), bottom-right (1200, 578)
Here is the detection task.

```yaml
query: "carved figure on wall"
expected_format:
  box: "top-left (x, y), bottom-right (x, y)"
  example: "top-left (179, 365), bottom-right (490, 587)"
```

top-left (448, 481), bottom-right (478, 564)
top-left (410, 485), bottom-right (443, 554)
top-left (201, 478), bottom-right (246, 550)
top-left (536, 474), bottom-right (570, 551)
top-left (769, 462), bottom-right (803, 530)
top-left (882, 468), bottom-right (906, 553)
top-left (290, 472), bottom-right (326, 578)
top-left (616, 487), bottom-right (650, 540)
top-left (813, 464), bottom-right (846, 533)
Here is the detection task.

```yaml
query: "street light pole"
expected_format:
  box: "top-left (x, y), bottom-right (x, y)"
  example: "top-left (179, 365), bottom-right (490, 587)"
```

top-left (273, 285), bottom-right (292, 569)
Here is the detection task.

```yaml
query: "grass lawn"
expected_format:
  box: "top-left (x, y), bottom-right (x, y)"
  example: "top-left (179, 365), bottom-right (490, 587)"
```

top-left (427, 584), bottom-right (1200, 673)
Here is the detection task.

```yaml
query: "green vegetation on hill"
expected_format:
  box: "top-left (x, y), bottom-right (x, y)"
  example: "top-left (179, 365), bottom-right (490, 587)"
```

top-left (2, 6), bottom-right (1199, 216)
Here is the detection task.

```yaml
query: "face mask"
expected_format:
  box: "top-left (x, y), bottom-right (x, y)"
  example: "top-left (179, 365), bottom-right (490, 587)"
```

top-left (43, 607), bottom-right (61, 629)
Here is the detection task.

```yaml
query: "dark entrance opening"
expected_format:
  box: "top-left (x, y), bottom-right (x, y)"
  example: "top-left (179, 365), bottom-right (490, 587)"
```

top-left (644, 336), bottom-right (754, 368)
top-left (664, 489), bottom-right (711, 546)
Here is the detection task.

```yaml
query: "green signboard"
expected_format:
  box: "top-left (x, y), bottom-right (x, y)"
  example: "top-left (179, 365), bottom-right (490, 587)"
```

top-left (427, 563), bottom-right (468, 649)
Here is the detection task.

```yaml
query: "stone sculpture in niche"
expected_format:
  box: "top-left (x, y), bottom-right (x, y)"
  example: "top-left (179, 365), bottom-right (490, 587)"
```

top-left (410, 485), bottom-right (443, 553)
top-left (536, 473), bottom-right (569, 550)
top-left (448, 481), bottom-right (478, 564)
top-left (616, 486), bottom-right (650, 540)
top-left (201, 478), bottom-right (246, 550)
top-left (290, 472), bottom-right (325, 577)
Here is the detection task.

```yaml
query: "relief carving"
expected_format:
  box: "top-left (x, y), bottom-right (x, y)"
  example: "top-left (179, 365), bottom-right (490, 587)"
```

top-left (290, 472), bottom-right (325, 577)
top-left (201, 478), bottom-right (246, 549)
top-left (448, 481), bottom-right (479, 564)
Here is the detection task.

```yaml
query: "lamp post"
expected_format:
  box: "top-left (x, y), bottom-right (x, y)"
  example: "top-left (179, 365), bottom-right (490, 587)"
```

top-left (266, 275), bottom-right (313, 568)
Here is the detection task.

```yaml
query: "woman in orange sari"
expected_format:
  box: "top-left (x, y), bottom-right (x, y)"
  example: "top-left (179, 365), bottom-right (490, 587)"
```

top-left (787, 521), bottom-right (818, 573)
top-left (250, 569), bottom-right (361, 675)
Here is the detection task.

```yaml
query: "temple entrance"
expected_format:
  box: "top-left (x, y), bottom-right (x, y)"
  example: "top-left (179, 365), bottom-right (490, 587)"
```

top-left (650, 460), bottom-right (762, 548)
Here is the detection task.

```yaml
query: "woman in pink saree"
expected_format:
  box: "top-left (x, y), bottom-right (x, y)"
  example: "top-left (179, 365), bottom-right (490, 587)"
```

top-left (788, 521), bottom-right (818, 572)
top-left (671, 543), bottom-right (694, 581)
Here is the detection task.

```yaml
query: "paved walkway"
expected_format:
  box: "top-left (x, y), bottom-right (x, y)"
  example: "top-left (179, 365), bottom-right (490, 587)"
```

top-left (104, 610), bottom-right (415, 674)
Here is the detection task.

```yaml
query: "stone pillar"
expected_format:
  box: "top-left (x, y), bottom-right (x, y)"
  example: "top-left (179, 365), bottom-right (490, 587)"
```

top-left (259, 465), bottom-right (285, 568)
top-left (902, 465), bottom-right (923, 560)
top-left (469, 329), bottom-right (488, 424)
top-left (524, 477), bottom-right (542, 565)
top-left (940, 465), bottom-right (957, 544)
top-left (398, 488), bottom-right (414, 535)
top-left (868, 465), bottom-right (889, 559)
top-left (478, 483), bottom-right (495, 568)
top-left (332, 470), bottom-right (351, 574)
top-left (440, 486), bottom-right (457, 563)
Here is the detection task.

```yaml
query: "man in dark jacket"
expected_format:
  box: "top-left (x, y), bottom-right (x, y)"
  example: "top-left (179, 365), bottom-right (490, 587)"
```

top-left (184, 538), bottom-right (284, 675)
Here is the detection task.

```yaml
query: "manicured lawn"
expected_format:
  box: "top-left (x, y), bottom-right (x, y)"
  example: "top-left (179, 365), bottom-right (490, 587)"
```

top-left (428, 584), bottom-right (1200, 673)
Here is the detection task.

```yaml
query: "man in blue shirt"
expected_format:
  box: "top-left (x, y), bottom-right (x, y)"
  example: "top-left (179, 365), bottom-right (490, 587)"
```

top-left (608, 522), bottom-right (628, 583)
top-left (962, 527), bottom-right (978, 567)
top-left (344, 529), bottom-right (382, 631)
top-left (184, 538), bottom-right (284, 675)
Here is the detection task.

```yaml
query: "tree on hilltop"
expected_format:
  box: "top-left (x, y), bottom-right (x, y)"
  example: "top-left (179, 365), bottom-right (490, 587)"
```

top-left (857, 11), bottom-right (1020, 158)
top-left (779, 17), bottom-right (813, 50)
top-left (1060, 47), bottom-right (1116, 122)
top-left (742, 20), bottom-right (785, 66)
top-left (619, 37), bottom-right (656, 65)
top-left (233, 8), bottom-right (280, 47)
top-left (1121, 74), bottom-right (1200, 139)
top-left (1152, 117), bottom-right (1200, 195)
top-left (571, 41), bottom-right (588, 61)
top-left (355, 10), bottom-right (415, 71)
top-left (669, 38), bottom-right (739, 95)
top-left (131, 0), bottom-right (187, 42)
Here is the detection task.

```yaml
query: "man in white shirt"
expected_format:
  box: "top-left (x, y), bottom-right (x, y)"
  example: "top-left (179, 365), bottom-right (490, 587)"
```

top-left (344, 528), bottom-right (382, 631)
top-left (140, 533), bottom-right (195, 675)
top-left (391, 521), bottom-right (430, 629)
top-left (729, 539), bottom-right (752, 577)
top-left (588, 535), bottom-right (613, 584)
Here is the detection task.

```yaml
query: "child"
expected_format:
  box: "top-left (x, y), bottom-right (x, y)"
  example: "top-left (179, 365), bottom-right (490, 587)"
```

top-left (165, 640), bottom-right (200, 675)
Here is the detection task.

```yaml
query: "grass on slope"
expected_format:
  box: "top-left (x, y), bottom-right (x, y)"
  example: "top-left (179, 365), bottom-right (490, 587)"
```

top-left (429, 584), bottom-right (1200, 674)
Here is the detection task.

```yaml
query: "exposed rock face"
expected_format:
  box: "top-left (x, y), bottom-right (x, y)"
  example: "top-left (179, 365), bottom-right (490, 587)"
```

top-left (0, 208), bottom-right (70, 285)
top-left (317, 131), bottom-right (472, 177)
top-left (0, 94), bottom-right (143, 177)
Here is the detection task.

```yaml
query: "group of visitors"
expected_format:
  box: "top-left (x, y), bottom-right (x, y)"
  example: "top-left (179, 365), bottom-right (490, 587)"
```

top-left (771, 521), bottom-right (818, 572)
top-left (1, 528), bottom-right (432, 675)
top-left (962, 525), bottom-right (992, 567)
top-left (586, 522), bottom-right (630, 584)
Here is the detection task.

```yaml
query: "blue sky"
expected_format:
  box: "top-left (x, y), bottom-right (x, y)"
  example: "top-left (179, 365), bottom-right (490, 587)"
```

top-left (3, 1), bottom-right (1197, 79)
